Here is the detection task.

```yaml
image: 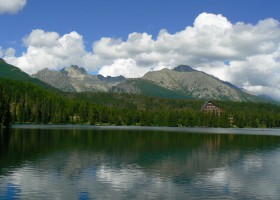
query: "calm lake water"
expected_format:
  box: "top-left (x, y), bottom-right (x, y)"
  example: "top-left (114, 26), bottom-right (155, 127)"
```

top-left (1, 127), bottom-right (280, 200)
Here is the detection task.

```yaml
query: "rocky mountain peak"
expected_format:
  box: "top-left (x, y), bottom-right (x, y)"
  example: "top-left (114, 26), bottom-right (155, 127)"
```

top-left (31, 62), bottom-right (266, 102)
top-left (33, 65), bottom-right (126, 92)
top-left (97, 74), bottom-right (126, 82)
top-left (39, 67), bottom-right (51, 73)
top-left (173, 65), bottom-right (195, 72)
top-left (34, 68), bottom-right (55, 76)
top-left (61, 65), bottom-right (87, 75)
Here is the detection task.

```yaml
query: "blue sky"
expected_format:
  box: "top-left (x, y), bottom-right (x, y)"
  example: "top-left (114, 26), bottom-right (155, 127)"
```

top-left (1, 0), bottom-right (280, 52)
top-left (1, 0), bottom-right (280, 99)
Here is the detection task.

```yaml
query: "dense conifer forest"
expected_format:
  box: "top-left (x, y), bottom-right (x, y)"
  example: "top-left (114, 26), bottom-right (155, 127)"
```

top-left (1, 78), bottom-right (280, 128)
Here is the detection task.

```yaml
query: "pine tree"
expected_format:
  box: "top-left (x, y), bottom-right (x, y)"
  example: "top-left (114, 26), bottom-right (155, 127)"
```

top-left (0, 86), bottom-right (4, 127)
top-left (0, 86), bottom-right (11, 127)
top-left (2, 101), bottom-right (11, 127)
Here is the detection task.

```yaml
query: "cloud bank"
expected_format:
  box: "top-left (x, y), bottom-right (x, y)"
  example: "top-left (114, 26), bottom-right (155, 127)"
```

top-left (0, 0), bottom-right (27, 14)
top-left (3, 12), bottom-right (280, 99)
top-left (4, 30), bottom-right (94, 74)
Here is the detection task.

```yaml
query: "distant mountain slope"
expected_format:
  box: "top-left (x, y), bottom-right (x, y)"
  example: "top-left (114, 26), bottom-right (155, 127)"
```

top-left (0, 58), bottom-right (56, 90)
top-left (112, 79), bottom-right (193, 99)
top-left (30, 62), bottom-right (272, 102)
top-left (114, 65), bottom-right (262, 102)
top-left (33, 65), bottom-right (126, 92)
top-left (32, 68), bottom-right (76, 92)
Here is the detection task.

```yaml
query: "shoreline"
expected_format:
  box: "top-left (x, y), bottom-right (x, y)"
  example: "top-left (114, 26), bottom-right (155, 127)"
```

top-left (11, 124), bottom-right (280, 136)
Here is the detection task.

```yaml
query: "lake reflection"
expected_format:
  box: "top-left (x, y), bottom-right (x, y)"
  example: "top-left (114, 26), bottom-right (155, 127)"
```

top-left (1, 128), bottom-right (280, 199)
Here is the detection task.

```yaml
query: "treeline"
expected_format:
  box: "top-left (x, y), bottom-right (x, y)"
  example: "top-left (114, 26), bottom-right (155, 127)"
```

top-left (214, 101), bottom-right (280, 128)
top-left (1, 78), bottom-right (280, 128)
top-left (0, 85), bottom-right (10, 127)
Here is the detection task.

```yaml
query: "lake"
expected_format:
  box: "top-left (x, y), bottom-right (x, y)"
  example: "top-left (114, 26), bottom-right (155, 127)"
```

top-left (1, 126), bottom-right (280, 199)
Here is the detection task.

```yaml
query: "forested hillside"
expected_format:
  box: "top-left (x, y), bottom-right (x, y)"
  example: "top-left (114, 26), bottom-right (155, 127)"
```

top-left (0, 59), bottom-right (57, 91)
top-left (1, 78), bottom-right (280, 128)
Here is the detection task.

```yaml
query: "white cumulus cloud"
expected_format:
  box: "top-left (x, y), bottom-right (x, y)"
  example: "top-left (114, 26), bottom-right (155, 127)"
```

top-left (4, 48), bottom-right (16, 57)
top-left (3, 12), bottom-right (280, 100)
top-left (99, 58), bottom-right (152, 78)
top-left (0, 0), bottom-right (27, 14)
top-left (4, 29), bottom-right (98, 74)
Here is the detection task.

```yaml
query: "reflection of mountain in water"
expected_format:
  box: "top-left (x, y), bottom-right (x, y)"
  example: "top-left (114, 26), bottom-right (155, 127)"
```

top-left (1, 128), bottom-right (280, 178)
top-left (1, 128), bottom-right (280, 199)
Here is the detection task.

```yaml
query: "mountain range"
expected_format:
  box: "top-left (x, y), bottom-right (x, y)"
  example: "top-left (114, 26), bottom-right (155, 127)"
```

top-left (33, 65), bottom-right (125, 92)
top-left (30, 63), bottom-right (261, 102)
top-left (0, 58), bottom-right (273, 102)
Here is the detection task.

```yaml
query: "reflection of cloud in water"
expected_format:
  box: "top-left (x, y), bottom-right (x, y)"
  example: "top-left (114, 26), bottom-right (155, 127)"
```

top-left (208, 168), bottom-right (228, 184)
top-left (1, 147), bottom-right (280, 199)
top-left (145, 149), bottom-right (240, 181)
top-left (10, 171), bottom-right (23, 185)
top-left (194, 148), bottom-right (280, 199)
top-left (0, 152), bottom-right (187, 199)
top-left (97, 165), bottom-right (146, 190)
top-left (243, 154), bottom-right (263, 171)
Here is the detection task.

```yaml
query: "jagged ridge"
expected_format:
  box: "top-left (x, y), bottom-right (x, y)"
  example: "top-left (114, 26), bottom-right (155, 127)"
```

top-left (32, 63), bottom-right (269, 102)
top-left (33, 66), bottom-right (126, 92)
top-left (114, 65), bottom-right (261, 102)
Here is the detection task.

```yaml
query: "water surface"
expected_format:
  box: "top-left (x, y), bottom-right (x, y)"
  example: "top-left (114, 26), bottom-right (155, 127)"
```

top-left (1, 127), bottom-right (280, 199)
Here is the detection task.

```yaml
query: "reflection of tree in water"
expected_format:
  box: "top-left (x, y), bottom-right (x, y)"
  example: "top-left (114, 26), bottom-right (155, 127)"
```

top-left (1, 128), bottom-right (280, 179)
top-left (204, 134), bottom-right (221, 151)
top-left (139, 134), bottom-right (240, 183)
top-left (1, 128), bottom-right (280, 199)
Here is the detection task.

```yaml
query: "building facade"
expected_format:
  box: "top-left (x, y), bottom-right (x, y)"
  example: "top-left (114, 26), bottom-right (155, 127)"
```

top-left (201, 101), bottom-right (222, 115)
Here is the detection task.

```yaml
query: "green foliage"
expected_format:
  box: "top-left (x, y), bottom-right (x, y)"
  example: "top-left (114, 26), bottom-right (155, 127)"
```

top-left (132, 79), bottom-right (192, 99)
top-left (0, 85), bottom-right (11, 127)
top-left (1, 78), bottom-right (280, 128)
top-left (0, 59), bottom-right (57, 91)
